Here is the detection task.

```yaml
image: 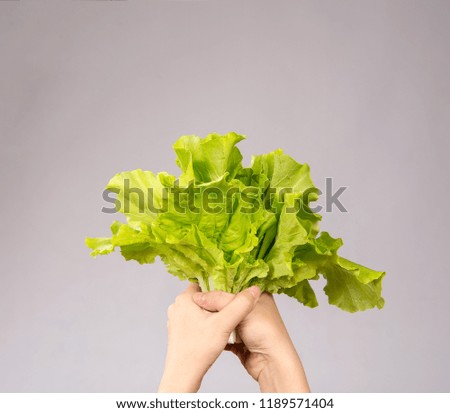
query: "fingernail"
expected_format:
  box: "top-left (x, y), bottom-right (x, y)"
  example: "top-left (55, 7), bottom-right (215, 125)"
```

top-left (248, 285), bottom-right (260, 298)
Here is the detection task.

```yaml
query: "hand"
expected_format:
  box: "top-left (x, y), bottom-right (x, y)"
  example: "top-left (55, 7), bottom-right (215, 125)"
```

top-left (193, 291), bottom-right (310, 392)
top-left (158, 283), bottom-right (261, 392)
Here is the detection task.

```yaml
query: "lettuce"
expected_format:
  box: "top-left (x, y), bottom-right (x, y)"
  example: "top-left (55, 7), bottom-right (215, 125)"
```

top-left (86, 132), bottom-right (385, 312)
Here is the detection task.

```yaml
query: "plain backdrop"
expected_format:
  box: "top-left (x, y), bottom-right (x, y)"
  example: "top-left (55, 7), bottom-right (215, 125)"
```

top-left (1, 0), bottom-right (449, 392)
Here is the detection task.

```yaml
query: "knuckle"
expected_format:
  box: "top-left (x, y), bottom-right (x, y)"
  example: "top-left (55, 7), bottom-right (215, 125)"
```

top-left (167, 303), bottom-right (174, 317)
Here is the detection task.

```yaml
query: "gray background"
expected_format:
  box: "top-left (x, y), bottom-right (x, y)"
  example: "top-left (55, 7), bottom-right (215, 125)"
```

top-left (1, 0), bottom-right (449, 392)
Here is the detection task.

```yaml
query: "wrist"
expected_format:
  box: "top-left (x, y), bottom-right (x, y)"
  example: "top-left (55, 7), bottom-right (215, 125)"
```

top-left (257, 344), bottom-right (310, 393)
top-left (158, 363), bottom-right (204, 393)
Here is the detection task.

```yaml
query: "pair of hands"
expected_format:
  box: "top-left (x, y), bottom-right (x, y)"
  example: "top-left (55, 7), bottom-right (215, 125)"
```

top-left (158, 284), bottom-right (310, 393)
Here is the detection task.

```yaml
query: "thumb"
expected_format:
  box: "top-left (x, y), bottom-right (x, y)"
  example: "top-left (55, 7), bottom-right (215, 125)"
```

top-left (193, 290), bottom-right (234, 312)
top-left (215, 286), bottom-right (261, 333)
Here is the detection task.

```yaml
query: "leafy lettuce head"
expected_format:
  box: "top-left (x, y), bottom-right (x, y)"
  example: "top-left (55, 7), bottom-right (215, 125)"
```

top-left (86, 132), bottom-right (385, 313)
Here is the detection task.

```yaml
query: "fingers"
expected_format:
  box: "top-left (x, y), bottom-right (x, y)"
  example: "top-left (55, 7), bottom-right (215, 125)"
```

top-left (172, 283), bottom-right (201, 307)
top-left (192, 290), bottom-right (234, 312)
top-left (184, 283), bottom-right (201, 296)
top-left (216, 286), bottom-right (261, 332)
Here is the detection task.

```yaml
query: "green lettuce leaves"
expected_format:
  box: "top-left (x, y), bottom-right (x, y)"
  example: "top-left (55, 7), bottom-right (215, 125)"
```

top-left (86, 132), bottom-right (385, 312)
